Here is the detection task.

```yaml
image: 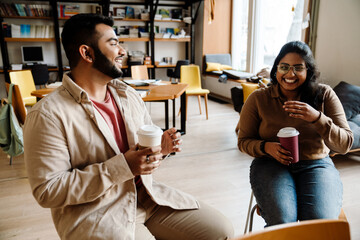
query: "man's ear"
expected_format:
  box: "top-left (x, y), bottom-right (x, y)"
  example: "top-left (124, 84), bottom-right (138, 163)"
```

top-left (79, 45), bottom-right (93, 63)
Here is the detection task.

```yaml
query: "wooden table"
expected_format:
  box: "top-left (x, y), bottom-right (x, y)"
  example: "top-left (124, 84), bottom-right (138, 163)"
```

top-left (135, 83), bottom-right (188, 134)
top-left (31, 82), bottom-right (188, 134)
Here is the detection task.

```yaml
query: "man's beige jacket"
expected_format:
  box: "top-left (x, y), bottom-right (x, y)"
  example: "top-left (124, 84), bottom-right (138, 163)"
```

top-left (24, 74), bottom-right (199, 240)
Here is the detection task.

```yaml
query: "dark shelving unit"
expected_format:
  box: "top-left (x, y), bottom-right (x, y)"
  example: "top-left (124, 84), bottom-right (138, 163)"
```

top-left (0, 0), bottom-right (202, 81)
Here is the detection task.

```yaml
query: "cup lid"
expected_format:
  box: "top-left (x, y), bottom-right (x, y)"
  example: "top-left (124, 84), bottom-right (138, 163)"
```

top-left (277, 127), bottom-right (299, 137)
top-left (137, 125), bottom-right (163, 136)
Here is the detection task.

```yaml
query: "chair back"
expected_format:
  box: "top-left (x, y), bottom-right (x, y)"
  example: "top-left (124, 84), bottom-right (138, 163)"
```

top-left (172, 60), bottom-right (190, 78)
top-left (241, 83), bottom-right (259, 102)
top-left (131, 65), bottom-right (149, 80)
top-left (233, 219), bottom-right (350, 240)
top-left (125, 61), bottom-right (143, 77)
top-left (31, 64), bottom-right (49, 85)
top-left (180, 65), bottom-right (202, 90)
top-left (9, 70), bottom-right (37, 106)
top-left (5, 83), bottom-right (27, 125)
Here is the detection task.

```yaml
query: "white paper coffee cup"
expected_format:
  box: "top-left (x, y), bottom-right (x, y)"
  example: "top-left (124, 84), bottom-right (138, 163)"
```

top-left (137, 125), bottom-right (163, 148)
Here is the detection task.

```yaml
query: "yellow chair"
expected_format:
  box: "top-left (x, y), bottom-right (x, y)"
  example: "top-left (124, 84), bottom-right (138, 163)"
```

top-left (236, 79), bottom-right (270, 134)
top-left (241, 83), bottom-right (259, 102)
top-left (131, 65), bottom-right (149, 80)
top-left (180, 65), bottom-right (210, 120)
top-left (233, 219), bottom-right (350, 240)
top-left (9, 70), bottom-right (37, 107)
top-left (241, 78), bottom-right (270, 103)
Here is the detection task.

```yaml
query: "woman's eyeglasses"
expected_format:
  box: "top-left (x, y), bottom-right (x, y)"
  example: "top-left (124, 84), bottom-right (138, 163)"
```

top-left (277, 64), bottom-right (307, 74)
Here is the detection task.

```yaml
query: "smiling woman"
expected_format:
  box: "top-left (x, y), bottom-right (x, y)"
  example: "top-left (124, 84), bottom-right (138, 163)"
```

top-left (237, 41), bottom-right (353, 228)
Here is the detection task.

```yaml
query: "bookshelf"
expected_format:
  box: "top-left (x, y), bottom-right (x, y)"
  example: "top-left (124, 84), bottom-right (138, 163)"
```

top-left (0, 0), bottom-right (103, 82)
top-left (110, 0), bottom-right (194, 78)
top-left (0, 0), bottom-right (198, 82)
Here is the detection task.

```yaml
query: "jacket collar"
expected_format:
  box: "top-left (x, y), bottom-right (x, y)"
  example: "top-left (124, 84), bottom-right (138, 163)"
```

top-left (62, 72), bottom-right (129, 103)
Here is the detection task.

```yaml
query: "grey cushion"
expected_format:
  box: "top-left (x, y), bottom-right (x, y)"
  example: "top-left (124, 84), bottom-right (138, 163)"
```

top-left (203, 54), bottom-right (232, 75)
top-left (333, 81), bottom-right (360, 120)
top-left (349, 115), bottom-right (360, 149)
top-left (333, 81), bottom-right (360, 150)
top-left (204, 54), bottom-right (232, 66)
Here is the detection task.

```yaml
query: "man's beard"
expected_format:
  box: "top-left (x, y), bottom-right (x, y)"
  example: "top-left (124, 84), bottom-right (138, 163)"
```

top-left (92, 46), bottom-right (123, 79)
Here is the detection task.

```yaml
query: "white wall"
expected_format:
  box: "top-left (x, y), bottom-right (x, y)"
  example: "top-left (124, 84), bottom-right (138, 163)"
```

top-left (315, 0), bottom-right (360, 87)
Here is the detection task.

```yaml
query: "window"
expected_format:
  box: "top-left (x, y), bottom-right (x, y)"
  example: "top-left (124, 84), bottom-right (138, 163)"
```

top-left (232, 0), bottom-right (306, 73)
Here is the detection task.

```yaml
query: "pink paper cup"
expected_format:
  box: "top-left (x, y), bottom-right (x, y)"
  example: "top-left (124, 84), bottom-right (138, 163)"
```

top-left (277, 127), bottom-right (299, 163)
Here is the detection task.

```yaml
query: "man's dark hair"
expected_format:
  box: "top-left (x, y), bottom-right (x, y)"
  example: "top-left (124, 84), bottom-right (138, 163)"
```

top-left (61, 13), bottom-right (114, 68)
top-left (270, 41), bottom-right (323, 109)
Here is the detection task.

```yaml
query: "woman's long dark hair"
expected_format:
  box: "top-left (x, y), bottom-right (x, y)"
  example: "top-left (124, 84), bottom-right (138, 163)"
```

top-left (270, 41), bottom-right (322, 109)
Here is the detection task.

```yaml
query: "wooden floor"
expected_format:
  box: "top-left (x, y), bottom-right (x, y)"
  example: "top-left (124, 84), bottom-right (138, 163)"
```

top-left (0, 96), bottom-right (359, 239)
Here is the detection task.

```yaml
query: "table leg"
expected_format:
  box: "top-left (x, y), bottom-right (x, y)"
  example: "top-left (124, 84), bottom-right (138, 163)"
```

top-left (172, 99), bottom-right (176, 128)
top-left (180, 92), bottom-right (186, 134)
top-left (165, 100), bottom-right (169, 130)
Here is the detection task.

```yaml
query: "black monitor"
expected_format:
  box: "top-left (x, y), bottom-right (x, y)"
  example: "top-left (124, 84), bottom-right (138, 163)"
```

top-left (21, 46), bottom-right (44, 64)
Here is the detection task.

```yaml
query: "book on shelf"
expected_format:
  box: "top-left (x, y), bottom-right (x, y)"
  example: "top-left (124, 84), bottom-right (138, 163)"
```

top-left (15, 4), bottom-right (26, 16)
top-left (125, 6), bottom-right (135, 19)
top-left (166, 28), bottom-right (175, 34)
top-left (29, 25), bottom-right (36, 38)
top-left (64, 5), bottom-right (80, 17)
top-left (7, 24), bottom-right (54, 38)
top-left (0, 4), bottom-right (5, 16)
top-left (20, 24), bottom-right (31, 38)
top-left (159, 8), bottom-right (170, 19)
top-left (2, 3), bottom-right (18, 16)
top-left (0, 3), bottom-right (51, 17)
top-left (114, 7), bottom-right (125, 18)
top-left (58, 4), bottom-right (80, 18)
top-left (11, 24), bottom-right (20, 38)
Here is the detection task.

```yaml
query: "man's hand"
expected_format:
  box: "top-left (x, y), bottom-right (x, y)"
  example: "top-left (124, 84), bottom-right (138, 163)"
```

top-left (283, 101), bottom-right (320, 123)
top-left (264, 142), bottom-right (292, 166)
top-left (161, 128), bottom-right (182, 156)
top-left (124, 145), bottom-right (163, 175)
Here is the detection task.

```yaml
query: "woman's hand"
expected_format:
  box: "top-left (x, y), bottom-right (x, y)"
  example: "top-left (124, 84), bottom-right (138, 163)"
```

top-left (161, 128), bottom-right (182, 156)
top-left (283, 101), bottom-right (320, 123)
top-left (264, 142), bottom-right (292, 165)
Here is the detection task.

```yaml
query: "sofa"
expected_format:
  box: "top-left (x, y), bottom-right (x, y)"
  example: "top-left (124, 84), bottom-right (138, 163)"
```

top-left (333, 81), bottom-right (360, 154)
top-left (202, 54), bottom-right (254, 102)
